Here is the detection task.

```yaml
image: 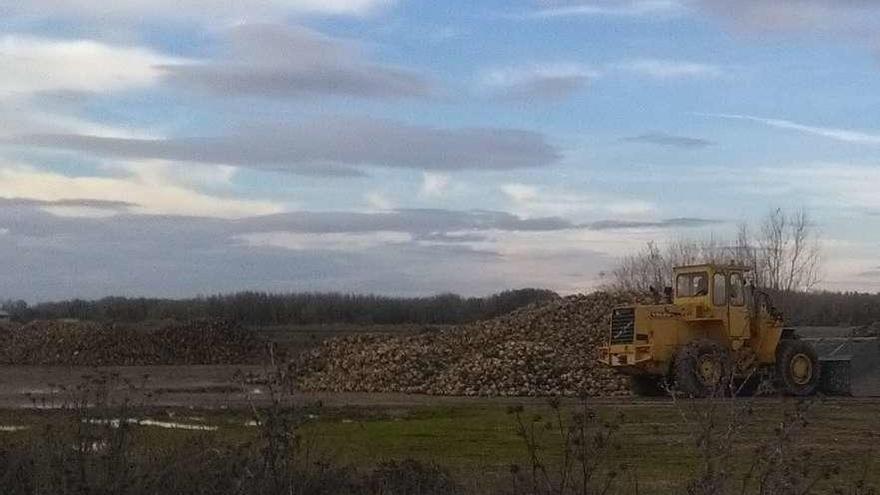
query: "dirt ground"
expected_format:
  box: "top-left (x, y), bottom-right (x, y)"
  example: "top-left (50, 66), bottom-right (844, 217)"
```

top-left (0, 364), bottom-right (643, 409)
top-left (0, 363), bottom-right (877, 410)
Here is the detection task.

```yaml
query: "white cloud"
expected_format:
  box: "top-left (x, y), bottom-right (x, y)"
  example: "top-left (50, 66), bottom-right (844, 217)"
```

top-left (365, 191), bottom-right (394, 211)
top-left (501, 183), bottom-right (656, 219)
top-left (0, 162), bottom-right (281, 218)
top-left (420, 173), bottom-right (451, 198)
top-left (11, 117), bottom-right (560, 174)
top-left (617, 58), bottom-right (723, 79)
top-left (112, 161), bottom-right (240, 190)
top-left (0, 38), bottom-right (163, 139)
top-left (1, 0), bottom-right (392, 22)
top-left (500, 183), bottom-right (540, 203)
top-left (0, 35), bottom-right (180, 97)
top-left (703, 113), bottom-right (880, 145)
top-left (530, 0), bottom-right (683, 18)
top-left (163, 24), bottom-right (432, 100)
top-left (239, 231), bottom-right (412, 251)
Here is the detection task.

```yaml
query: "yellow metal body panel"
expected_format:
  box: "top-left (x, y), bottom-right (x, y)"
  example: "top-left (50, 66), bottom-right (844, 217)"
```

top-left (599, 264), bottom-right (784, 379)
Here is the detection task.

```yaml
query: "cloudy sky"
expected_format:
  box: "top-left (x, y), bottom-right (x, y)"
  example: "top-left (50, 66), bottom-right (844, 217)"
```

top-left (2, 0), bottom-right (880, 301)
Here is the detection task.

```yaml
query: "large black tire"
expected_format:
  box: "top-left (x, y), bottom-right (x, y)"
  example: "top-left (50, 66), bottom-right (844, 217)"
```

top-left (674, 339), bottom-right (732, 398)
top-left (776, 339), bottom-right (820, 396)
top-left (629, 375), bottom-right (666, 397)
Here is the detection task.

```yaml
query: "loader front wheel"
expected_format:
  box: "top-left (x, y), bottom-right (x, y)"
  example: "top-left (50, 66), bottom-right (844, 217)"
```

top-left (674, 340), bottom-right (732, 398)
top-left (776, 340), bottom-right (820, 396)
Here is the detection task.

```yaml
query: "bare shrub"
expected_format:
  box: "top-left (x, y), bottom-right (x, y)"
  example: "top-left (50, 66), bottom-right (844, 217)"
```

top-left (506, 397), bottom-right (630, 495)
top-left (671, 390), bottom-right (857, 495)
top-left (605, 207), bottom-right (821, 294)
top-left (367, 459), bottom-right (461, 495)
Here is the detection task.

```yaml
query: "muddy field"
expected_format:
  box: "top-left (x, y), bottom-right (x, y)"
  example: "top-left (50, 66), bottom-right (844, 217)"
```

top-left (0, 364), bottom-right (643, 409)
top-left (0, 366), bottom-right (878, 494)
top-left (0, 361), bottom-right (878, 493)
top-left (0, 362), bottom-right (878, 409)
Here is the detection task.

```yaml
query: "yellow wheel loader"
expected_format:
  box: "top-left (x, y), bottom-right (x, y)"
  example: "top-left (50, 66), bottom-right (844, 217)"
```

top-left (599, 264), bottom-right (863, 397)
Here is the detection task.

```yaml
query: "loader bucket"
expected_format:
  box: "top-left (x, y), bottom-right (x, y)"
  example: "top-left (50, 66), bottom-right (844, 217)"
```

top-left (818, 357), bottom-right (851, 395)
top-left (805, 335), bottom-right (880, 397)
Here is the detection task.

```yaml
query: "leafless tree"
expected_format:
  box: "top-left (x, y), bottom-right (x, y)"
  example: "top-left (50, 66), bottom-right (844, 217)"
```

top-left (607, 241), bottom-right (670, 292)
top-left (605, 208), bottom-right (821, 293)
top-left (750, 208), bottom-right (821, 292)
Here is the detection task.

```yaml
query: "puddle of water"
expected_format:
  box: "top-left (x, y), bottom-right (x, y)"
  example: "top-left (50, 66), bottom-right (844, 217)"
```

top-left (245, 414), bottom-right (318, 428)
top-left (0, 425), bottom-right (29, 432)
top-left (82, 440), bottom-right (109, 453)
top-left (139, 419), bottom-right (217, 431)
top-left (85, 418), bottom-right (217, 431)
top-left (26, 403), bottom-right (65, 410)
top-left (20, 388), bottom-right (63, 395)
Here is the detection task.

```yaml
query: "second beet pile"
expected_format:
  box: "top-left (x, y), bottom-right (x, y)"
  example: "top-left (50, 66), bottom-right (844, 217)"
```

top-left (0, 319), bottom-right (265, 365)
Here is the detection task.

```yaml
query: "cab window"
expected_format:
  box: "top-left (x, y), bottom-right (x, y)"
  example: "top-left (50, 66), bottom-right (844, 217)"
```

top-left (713, 273), bottom-right (726, 306)
top-left (729, 273), bottom-right (745, 306)
top-left (676, 272), bottom-right (709, 297)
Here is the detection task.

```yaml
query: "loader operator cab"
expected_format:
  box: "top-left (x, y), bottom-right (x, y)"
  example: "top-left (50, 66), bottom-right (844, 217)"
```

top-left (672, 265), bottom-right (748, 309)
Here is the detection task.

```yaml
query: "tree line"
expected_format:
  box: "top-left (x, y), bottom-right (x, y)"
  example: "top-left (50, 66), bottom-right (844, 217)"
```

top-left (775, 290), bottom-right (880, 327)
top-left (3, 287), bottom-right (877, 329)
top-left (0, 289), bottom-right (559, 326)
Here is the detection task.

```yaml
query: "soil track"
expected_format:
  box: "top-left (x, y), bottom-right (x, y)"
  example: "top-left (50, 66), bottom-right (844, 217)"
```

top-left (0, 364), bottom-right (878, 410)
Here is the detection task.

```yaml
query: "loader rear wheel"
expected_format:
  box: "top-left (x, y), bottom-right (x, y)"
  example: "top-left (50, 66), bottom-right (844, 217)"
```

top-left (674, 340), bottom-right (732, 398)
top-left (776, 340), bottom-right (819, 396)
top-left (629, 375), bottom-right (666, 397)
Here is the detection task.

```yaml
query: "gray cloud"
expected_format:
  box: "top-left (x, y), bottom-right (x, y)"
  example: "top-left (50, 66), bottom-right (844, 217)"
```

top-left (586, 217), bottom-right (722, 231)
top-left (414, 232), bottom-right (488, 243)
top-left (483, 65), bottom-right (596, 101)
top-left (7, 118), bottom-right (560, 174)
top-left (0, 204), bottom-right (606, 301)
top-left (162, 24), bottom-right (433, 99)
top-left (0, 199), bottom-right (720, 241)
top-left (857, 267), bottom-right (880, 278)
top-left (622, 132), bottom-right (714, 149)
top-left (691, 1), bottom-right (880, 78)
top-left (0, 197), bottom-right (137, 209)
top-left (0, 202), bottom-right (729, 300)
top-left (495, 74), bottom-right (591, 101)
top-left (0, 0), bottom-right (392, 22)
top-left (0, 205), bottom-right (575, 247)
top-left (692, 0), bottom-right (879, 33)
top-left (235, 209), bottom-right (575, 234)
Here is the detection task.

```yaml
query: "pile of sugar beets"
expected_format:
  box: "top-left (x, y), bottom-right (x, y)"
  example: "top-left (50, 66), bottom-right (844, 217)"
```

top-left (296, 292), bottom-right (647, 397)
top-left (0, 319), bottom-right (265, 366)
